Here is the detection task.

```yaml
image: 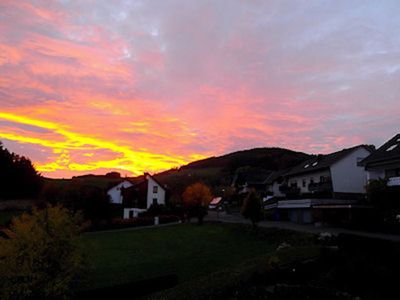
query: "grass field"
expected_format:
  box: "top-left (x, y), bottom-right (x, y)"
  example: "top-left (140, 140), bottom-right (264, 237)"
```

top-left (82, 223), bottom-right (315, 289)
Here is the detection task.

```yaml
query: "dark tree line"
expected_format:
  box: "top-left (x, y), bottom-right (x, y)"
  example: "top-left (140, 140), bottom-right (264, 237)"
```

top-left (0, 141), bottom-right (43, 199)
top-left (39, 182), bottom-right (112, 222)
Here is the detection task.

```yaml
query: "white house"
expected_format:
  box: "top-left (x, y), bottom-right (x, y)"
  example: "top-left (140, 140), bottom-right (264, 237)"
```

top-left (360, 134), bottom-right (400, 186)
top-left (274, 145), bottom-right (374, 224)
top-left (264, 170), bottom-right (286, 198)
top-left (107, 180), bottom-right (133, 204)
top-left (282, 145), bottom-right (373, 198)
top-left (106, 173), bottom-right (167, 219)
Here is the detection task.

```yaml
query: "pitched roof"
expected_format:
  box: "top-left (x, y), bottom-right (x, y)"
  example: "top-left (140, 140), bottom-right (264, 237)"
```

top-left (235, 167), bottom-right (272, 185)
top-left (285, 145), bottom-right (372, 177)
top-left (107, 179), bottom-right (133, 191)
top-left (360, 134), bottom-right (400, 166)
top-left (264, 169), bottom-right (288, 184)
top-left (106, 173), bottom-right (167, 192)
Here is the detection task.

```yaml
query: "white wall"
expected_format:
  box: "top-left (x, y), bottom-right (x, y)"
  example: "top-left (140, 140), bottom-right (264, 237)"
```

top-left (287, 170), bottom-right (331, 194)
top-left (271, 182), bottom-right (285, 197)
top-left (107, 180), bottom-right (133, 204)
top-left (146, 175), bottom-right (166, 208)
top-left (123, 208), bottom-right (146, 219)
top-left (330, 147), bottom-right (371, 194)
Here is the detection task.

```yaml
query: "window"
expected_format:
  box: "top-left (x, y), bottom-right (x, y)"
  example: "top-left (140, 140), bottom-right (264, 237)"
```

top-left (386, 144), bottom-right (398, 152)
top-left (310, 177), bottom-right (314, 184)
top-left (153, 186), bottom-right (158, 193)
top-left (320, 176), bottom-right (325, 183)
top-left (304, 164), bottom-right (310, 169)
top-left (153, 198), bottom-right (158, 205)
top-left (312, 162), bottom-right (318, 167)
top-left (302, 179), bottom-right (306, 187)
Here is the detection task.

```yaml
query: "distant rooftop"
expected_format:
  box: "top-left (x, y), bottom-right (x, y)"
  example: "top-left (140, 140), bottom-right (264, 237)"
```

top-left (360, 134), bottom-right (400, 166)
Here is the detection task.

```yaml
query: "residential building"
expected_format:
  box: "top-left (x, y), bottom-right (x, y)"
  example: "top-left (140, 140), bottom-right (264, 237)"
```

top-left (107, 173), bottom-right (167, 219)
top-left (107, 180), bottom-right (134, 204)
top-left (232, 167), bottom-right (271, 194)
top-left (264, 170), bottom-right (287, 198)
top-left (360, 134), bottom-right (400, 186)
top-left (281, 145), bottom-right (373, 199)
top-left (272, 145), bottom-right (374, 224)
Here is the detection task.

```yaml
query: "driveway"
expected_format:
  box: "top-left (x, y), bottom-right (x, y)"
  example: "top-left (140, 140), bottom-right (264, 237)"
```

top-left (205, 211), bottom-right (400, 242)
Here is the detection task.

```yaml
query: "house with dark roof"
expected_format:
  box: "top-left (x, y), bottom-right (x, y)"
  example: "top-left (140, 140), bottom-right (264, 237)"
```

top-left (360, 134), bottom-right (400, 186)
top-left (271, 145), bottom-right (374, 224)
top-left (264, 170), bottom-right (287, 198)
top-left (107, 180), bottom-right (134, 204)
top-left (232, 167), bottom-right (272, 194)
top-left (107, 173), bottom-right (167, 218)
top-left (281, 145), bottom-right (373, 199)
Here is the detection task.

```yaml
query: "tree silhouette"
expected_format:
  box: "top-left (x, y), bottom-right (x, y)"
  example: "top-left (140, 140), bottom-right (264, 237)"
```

top-left (0, 141), bottom-right (43, 200)
top-left (241, 189), bottom-right (263, 229)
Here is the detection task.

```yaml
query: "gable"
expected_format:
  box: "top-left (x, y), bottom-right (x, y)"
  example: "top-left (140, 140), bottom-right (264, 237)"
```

top-left (108, 180), bottom-right (133, 192)
top-left (146, 174), bottom-right (166, 192)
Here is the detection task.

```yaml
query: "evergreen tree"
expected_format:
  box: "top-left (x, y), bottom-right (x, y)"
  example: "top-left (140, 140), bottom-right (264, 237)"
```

top-left (0, 141), bottom-right (43, 200)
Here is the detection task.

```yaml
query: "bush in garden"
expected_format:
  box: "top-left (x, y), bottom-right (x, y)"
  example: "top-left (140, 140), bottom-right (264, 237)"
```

top-left (0, 205), bottom-right (88, 299)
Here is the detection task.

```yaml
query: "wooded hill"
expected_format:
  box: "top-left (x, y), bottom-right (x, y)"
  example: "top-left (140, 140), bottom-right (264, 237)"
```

top-left (42, 147), bottom-right (311, 201)
top-left (153, 147), bottom-right (311, 199)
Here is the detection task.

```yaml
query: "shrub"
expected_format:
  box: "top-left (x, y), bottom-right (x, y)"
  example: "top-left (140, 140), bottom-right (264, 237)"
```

top-left (159, 215), bottom-right (180, 224)
top-left (0, 205), bottom-right (88, 299)
top-left (110, 217), bottom-right (155, 228)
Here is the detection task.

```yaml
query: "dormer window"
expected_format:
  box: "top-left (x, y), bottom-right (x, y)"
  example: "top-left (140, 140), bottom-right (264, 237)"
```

top-left (153, 186), bottom-right (158, 193)
top-left (304, 164), bottom-right (310, 169)
top-left (386, 144), bottom-right (398, 152)
top-left (312, 162), bottom-right (318, 167)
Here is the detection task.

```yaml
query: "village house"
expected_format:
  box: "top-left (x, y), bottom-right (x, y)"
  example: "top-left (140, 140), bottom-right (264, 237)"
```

top-left (107, 173), bottom-right (167, 219)
top-left (282, 145), bottom-right (374, 199)
top-left (264, 170), bottom-right (287, 198)
top-left (231, 167), bottom-right (271, 195)
top-left (107, 180), bottom-right (134, 204)
top-left (360, 133), bottom-right (400, 187)
top-left (270, 145), bottom-right (374, 224)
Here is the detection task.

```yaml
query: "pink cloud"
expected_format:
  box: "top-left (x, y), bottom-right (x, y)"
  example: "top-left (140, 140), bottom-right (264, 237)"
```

top-left (0, 0), bottom-right (399, 177)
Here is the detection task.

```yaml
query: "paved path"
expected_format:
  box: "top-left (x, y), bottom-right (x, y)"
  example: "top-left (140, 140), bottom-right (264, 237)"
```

top-left (83, 221), bottom-right (182, 235)
top-left (205, 211), bottom-right (400, 242)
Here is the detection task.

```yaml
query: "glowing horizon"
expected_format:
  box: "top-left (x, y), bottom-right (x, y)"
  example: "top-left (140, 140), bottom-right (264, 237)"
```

top-left (1, 1), bottom-right (399, 178)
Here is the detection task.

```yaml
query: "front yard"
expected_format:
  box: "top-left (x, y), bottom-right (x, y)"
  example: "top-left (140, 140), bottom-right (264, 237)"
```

top-left (82, 223), bottom-right (317, 290)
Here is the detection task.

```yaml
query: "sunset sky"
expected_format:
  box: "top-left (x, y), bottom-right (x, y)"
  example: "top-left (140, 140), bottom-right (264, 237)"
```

top-left (0, 1), bottom-right (399, 178)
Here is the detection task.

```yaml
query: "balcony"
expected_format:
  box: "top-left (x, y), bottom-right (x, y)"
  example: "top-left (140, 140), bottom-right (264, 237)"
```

top-left (308, 181), bottom-right (333, 193)
top-left (387, 176), bottom-right (400, 187)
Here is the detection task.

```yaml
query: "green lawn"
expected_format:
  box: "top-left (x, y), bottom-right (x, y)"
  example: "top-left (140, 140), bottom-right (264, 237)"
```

top-left (82, 223), bottom-right (315, 289)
